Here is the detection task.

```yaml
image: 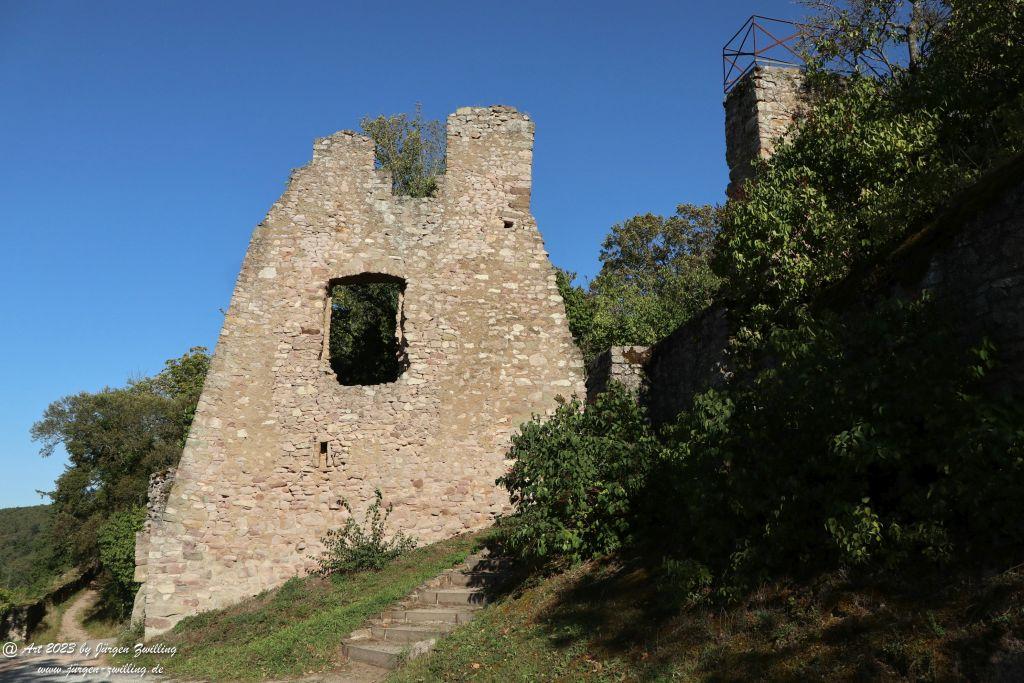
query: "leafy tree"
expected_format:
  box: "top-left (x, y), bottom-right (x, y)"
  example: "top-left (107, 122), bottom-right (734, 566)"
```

top-left (558, 205), bottom-right (722, 361)
top-left (800, 0), bottom-right (950, 75)
top-left (31, 347), bottom-right (209, 611)
top-left (360, 106), bottom-right (445, 198)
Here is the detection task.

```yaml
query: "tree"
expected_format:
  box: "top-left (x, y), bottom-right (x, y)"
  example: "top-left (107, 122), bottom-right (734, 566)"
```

top-left (800, 0), bottom-right (950, 75)
top-left (360, 106), bottom-right (445, 198)
top-left (559, 205), bottom-right (722, 361)
top-left (31, 348), bottom-right (210, 611)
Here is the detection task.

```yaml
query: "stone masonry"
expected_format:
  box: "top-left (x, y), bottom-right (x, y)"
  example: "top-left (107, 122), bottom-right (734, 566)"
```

top-left (724, 65), bottom-right (806, 198)
top-left (141, 106), bottom-right (586, 637)
top-left (584, 345), bottom-right (651, 400)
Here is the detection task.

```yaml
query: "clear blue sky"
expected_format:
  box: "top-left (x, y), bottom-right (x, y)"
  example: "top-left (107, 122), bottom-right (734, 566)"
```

top-left (0, 0), bottom-right (803, 508)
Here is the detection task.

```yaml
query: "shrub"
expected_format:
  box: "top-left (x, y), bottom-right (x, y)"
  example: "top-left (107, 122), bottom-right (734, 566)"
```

top-left (647, 298), bottom-right (1024, 594)
top-left (495, 385), bottom-right (658, 564)
top-left (310, 490), bottom-right (417, 576)
top-left (97, 506), bottom-right (145, 617)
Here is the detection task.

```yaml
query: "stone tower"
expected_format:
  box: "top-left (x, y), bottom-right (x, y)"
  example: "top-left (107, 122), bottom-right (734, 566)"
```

top-left (138, 106), bottom-right (586, 636)
top-left (724, 65), bottom-right (806, 197)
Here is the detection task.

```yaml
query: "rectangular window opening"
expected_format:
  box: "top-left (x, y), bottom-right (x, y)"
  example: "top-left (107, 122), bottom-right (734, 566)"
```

top-left (325, 274), bottom-right (408, 386)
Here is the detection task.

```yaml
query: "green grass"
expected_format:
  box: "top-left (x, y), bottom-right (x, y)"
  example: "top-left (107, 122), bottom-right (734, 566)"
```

top-left (391, 558), bottom-right (1024, 682)
top-left (30, 588), bottom-right (83, 644)
top-left (128, 532), bottom-right (481, 681)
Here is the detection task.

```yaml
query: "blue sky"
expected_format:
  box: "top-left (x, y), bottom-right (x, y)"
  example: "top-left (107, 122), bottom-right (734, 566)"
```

top-left (0, 0), bottom-right (804, 508)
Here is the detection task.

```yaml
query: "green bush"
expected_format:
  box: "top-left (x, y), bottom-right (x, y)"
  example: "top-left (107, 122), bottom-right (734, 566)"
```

top-left (97, 506), bottom-right (145, 616)
top-left (495, 385), bottom-right (658, 564)
top-left (310, 490), bottom-right (417, 576)
top-left (647, 298), bottom-right (1024, 594)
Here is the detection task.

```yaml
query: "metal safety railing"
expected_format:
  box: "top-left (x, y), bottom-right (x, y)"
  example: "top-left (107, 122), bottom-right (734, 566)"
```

top-left (723, 15), bottom-right (804, 93)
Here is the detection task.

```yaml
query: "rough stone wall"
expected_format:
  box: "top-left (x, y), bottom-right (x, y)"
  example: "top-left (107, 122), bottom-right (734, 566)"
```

top-left (908, 179), bottom-right (1024, 390)
top-left (834, 158), bottom-right (1024, 394)
top-left (142, 106), bottom-right (586, 637)
top-left (585, 346), bottom-right (650, 400)
top-left (724, 65), bottom-right (806, 198)
top-left (131, 468), bottom-right (176, 624)
top-left (643, 306), bottom-right (732, 425)
top-left (641, 159), bottom-right (1024, 426)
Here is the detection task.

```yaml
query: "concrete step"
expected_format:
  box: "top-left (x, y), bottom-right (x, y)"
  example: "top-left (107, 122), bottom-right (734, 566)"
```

top-left (418, 587), bottom-right (489, 606)
top-left (385, 606), bottom-right (478, 624)
top-left (370, 622), bottom-right (454, 643)
top-left (342, 639), bottom-right (406, 670)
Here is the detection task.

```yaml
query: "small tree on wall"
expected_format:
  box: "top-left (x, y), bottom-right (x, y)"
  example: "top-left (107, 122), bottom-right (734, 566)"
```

top-left (360, 105), bottom-right (445, 198)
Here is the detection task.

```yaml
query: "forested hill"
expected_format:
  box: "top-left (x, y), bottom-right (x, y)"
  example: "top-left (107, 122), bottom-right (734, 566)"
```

top-left (0, 504), bottom-right (66, 598)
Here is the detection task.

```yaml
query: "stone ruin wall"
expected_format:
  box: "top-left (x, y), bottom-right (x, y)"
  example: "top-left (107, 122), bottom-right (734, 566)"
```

top-left (584, 346), bottom-right (651, 399)
top-left (593, 68), bottom-right (1024, 427)
top-left (141, 106), bottom-right (586, 637)
top-left (724, 65), bottom-right (806, 198)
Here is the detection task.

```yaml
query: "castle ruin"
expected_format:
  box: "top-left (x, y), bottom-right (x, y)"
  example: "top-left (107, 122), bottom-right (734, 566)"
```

top-left (137, 106), bottom-right (586, 637)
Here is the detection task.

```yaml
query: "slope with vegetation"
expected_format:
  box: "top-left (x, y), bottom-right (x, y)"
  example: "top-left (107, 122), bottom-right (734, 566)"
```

top-left (128, 533), bottom-right (480, 681)
top-left (0, 505), bottom-right (67, 600)
top-left (457, 0), bottom-right (1024, 678)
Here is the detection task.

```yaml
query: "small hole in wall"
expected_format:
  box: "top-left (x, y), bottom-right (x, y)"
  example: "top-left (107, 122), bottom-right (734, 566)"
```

top-left (503, 220), bottom-right (515, 229)
top-left (319, 441), bottom-right (328, 456)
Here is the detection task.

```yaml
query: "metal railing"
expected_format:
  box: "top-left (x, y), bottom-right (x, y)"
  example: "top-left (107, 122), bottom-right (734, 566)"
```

top-left (723, 15), bottom-right (804, 93)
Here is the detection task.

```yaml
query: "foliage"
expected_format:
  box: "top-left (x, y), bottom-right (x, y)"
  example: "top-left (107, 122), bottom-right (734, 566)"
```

top-left (31, 347), bottom-right (209, 614)
top-left (0, 588), bottom-right (14, 621)
top-left (310, 489), bottom-right (417, 576)
top-left (329, 281), bottom-right (404, 385)
top-left (360, 106), bottom-right (445, 198)
top-left (648, 299), bottom-right (1024, 594)
top-left (800, 0), bottom-right (949, 75)
top-left (129, 534), bottom-right (479, 680)
top-left (558, 204), bottom-right (721, 361)
top-left (0, 505), bottom-right (67, 599)
top-left (717, 0), bottom-right (1023, 327)
top-left (495, 386), bottom-right (658, 565)
top-left (96, 506), bottom-right (145, 616)
top-left (715, 74), bottom-right (957, 322)
top-left (392, 556), bottom-right (1024, 682)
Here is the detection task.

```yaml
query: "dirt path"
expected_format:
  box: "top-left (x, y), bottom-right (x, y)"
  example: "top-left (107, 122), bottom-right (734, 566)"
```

top-left (0, 587), bottom-right (118, 681)
top-left (58, 588), bottom-right (99, 642)
top-left (0, 589), bottom-right (383, 682)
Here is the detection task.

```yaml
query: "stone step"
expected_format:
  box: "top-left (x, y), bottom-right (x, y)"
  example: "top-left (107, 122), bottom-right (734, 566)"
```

top-left (444, 570), bottom-right (503, 588)
top-left (385, 606), bottom-right (478, 624)
top-left (469, 556), bottom-right (514, 572)
top-left (342, 639), bottom-right (406, 670)
top-left (417, 587), bottom-right (489, 606)
top-left (370, 622), bottom-right (454, 643)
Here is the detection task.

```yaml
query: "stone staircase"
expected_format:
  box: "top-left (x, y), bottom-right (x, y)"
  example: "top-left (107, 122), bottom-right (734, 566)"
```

top-left (341, 551), bottom-right (511, 672)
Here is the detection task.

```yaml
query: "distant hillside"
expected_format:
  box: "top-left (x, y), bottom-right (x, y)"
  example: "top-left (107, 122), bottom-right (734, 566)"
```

top-left (0, 504), bottom-right (66, 598)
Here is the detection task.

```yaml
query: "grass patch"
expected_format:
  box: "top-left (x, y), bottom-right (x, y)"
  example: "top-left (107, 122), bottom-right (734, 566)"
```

top-left (391, 558), bottom-right (1024, 682)
top-left (127, 532), bottom-right (480, 680)
top-left (29, 588), bottom-right (82, 644)
top-left (80, 596), bottom-right (124, 639)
